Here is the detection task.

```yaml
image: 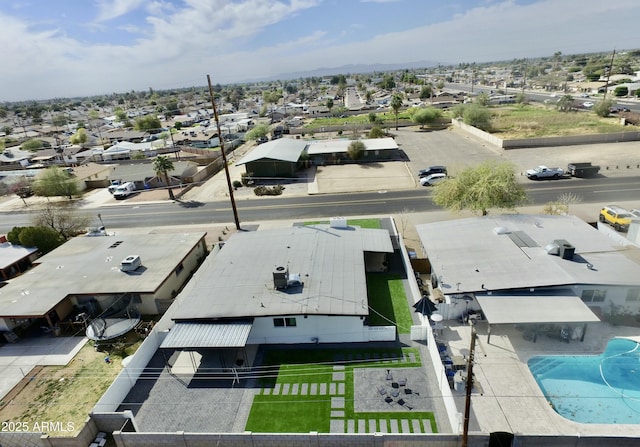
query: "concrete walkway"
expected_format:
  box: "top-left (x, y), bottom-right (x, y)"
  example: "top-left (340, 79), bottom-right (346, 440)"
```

top-left (0, 336), bottom-right (88, 400)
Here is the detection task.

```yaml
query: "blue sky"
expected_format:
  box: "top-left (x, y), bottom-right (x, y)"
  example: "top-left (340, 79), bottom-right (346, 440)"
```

top-left (0, 0), bottom-right (638, 101)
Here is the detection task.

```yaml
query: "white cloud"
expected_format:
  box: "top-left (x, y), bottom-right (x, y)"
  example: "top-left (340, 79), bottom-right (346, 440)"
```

top-left (0, 0), bottom-right (639, 101)
top-left (94, 0), bottom-right (146, 23)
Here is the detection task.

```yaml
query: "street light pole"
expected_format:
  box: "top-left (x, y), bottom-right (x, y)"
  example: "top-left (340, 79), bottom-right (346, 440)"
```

top-left (97, 213), bottom-right (106, 234)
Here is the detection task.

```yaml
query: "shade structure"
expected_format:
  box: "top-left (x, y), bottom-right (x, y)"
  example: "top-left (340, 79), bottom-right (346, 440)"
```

top-left (413, 296), bottom-right (438, 316)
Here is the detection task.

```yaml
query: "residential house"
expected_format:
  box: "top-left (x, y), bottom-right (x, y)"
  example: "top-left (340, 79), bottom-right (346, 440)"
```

top-left (415, 214), bottom-right (640, 340)
top-left (0, 238), bottom-right (38, 281)
top-left (0, 232), bottom-right (208, 335)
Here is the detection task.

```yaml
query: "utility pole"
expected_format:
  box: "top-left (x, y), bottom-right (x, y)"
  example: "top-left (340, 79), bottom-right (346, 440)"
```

top-left (207, 74), bottom-right (241, 231)
top-left (603, 49), bottom-right (616, 101)
top-left (461, 323), bottom-right (477, 447)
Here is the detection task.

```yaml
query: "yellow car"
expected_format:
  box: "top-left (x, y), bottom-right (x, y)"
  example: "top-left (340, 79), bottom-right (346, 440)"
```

top-left (599, 205), bottom-right (632, 232)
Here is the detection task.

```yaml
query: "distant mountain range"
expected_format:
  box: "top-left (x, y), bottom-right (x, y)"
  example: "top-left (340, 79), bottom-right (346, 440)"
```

top-left (242, 60), bottom-right (441, 83)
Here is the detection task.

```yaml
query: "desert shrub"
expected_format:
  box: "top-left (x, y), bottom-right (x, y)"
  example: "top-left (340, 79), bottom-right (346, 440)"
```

top-left (254, 185), bottom-right (284, 196)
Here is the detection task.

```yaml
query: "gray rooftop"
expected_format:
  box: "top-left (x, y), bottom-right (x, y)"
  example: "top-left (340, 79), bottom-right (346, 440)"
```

top-left (0, 242), bottom-right (38, 269)
top-left (306, 137), bottom-right (398, 155)
top-left (171, 225), bottom-right (394, 321)
top-left (416, 214), bottom-right (640, 294)
top-left (0, 232), bottom-right (206, 317)
top-left (235, 138), bottom-right (307, 165)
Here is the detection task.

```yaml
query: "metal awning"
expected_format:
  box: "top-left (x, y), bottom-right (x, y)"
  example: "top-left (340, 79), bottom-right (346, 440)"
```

top-left (160, 321), bottom-right (253, 349)
top-left (476, 294), bottom-right (600, 325)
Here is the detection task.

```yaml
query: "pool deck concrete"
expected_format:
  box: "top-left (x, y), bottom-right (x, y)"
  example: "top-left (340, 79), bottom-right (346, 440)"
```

top-left (440, 320), bottom-right (640, 436)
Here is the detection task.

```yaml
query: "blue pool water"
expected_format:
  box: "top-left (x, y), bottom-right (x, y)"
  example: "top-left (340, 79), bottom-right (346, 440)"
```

top-left (528, 338), bottom-right (640, 424)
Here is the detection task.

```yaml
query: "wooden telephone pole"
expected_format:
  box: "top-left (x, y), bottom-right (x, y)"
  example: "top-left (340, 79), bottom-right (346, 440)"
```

top-left (603, 49), bottom-right (616, 101)
top-left (461, 324), bottom-right (477, 447)
top-left (207, 74), bottom-right (241, 230)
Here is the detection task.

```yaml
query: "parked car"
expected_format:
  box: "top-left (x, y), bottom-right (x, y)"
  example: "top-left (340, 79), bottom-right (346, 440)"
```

top-left (599, 205), bottom-right (632, 232)
top-left (526, 166), bottom-right (564, 180)
top-left (256, 136), bottom-right (268, 144)
top-left (418, 165), bottom-right (447, 178)
top-left (420, 173), bottom-right (447, 186)
top-left (582, 101), bottom-right (594, 108)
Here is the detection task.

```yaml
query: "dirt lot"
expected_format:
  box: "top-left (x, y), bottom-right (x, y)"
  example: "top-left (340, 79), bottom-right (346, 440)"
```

top-left (0, 343), bottom-right (125, 436)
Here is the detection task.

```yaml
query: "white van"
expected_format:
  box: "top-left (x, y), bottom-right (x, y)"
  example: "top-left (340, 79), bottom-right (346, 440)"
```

top-left (113, 182), bottom-right (135, 200)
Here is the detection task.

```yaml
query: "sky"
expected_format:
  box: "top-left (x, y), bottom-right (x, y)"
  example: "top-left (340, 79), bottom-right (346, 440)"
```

top-left (1, 0), bottom-right (639, 102)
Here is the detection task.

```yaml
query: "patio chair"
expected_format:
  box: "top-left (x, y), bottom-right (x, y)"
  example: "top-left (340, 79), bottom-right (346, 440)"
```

top-left (398, 377), bottom-right (407, 387)
top-left (404, 387), bottom-right (419, 396)
top-left (397, 398), bottom-right (413, 410)
top-left (377, 386), bottom-right (387, 396)
top-left (384, 396), bottom-right (393, 404)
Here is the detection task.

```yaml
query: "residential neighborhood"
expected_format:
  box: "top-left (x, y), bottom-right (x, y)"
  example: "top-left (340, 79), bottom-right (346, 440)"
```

top-left (2, 47), bottom-right (640, 447)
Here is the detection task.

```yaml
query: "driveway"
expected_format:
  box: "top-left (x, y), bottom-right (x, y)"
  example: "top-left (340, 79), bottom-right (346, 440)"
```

top-left (0, 336), bottom-right (87, 400)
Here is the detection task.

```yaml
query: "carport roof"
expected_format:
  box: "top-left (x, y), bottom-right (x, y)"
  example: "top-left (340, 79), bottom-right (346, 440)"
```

top-left (160, 321), bottom-right (253, 348)
top-left (235, 138), bottom-right (307, 165)
top-left (476, 292), bottom-right (600, 325)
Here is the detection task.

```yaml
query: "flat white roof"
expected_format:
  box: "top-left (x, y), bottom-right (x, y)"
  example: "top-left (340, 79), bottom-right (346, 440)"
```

top-left (476, 293), bottom-right (600, 324)
top-left (306, 137), bottom-right (398, 155)
top-left (416, 214), bottom-right (640, 294)
top-left (172, 225), bottom-right (394, 321)
top-left (235, 138), bottom-right (307, 165)
top-left (0, 243), bottom-right (38, 270)
top-left (0, 232), bottom-right (206, 317)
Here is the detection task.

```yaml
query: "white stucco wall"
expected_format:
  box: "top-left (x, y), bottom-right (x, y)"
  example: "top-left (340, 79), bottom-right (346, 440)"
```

top-left (247, 315), bottom-right (371, 344)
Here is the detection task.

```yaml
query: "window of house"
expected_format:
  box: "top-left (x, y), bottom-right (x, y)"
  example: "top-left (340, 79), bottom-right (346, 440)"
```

top-left (581, 289), bottom-right (606, 303)
top-left (626, 289), bottom-right (640, 302)
top-left (273, 317), bottom-right (297, 327)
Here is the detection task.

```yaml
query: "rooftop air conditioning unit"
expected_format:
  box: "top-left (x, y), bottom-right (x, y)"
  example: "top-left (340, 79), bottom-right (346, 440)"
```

top-left (330, 217), bottom-right (348, 228)
top-left (273, 266), bottom-right (288, 289)
top-left (120, 255), bottom-right (141, 272)
top-left (554, 239), bottom-right (575, 260)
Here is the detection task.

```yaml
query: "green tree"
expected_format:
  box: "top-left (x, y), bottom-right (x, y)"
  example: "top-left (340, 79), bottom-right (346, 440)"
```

top-left (411, 107), bottom-right (442, 129)
top-left (614, 86), bottom-right (628, 97)
top-left (22, 139), bottom-right (45, 151)
top-left (593, 98), bottom-right (614, 117)
top-left (347, 140), bottom-right (366, 160)
top-left (7, 226), bottom-right (27, 245)
top-left (153, 155), bottom-right (175, 200)
top-left (556, 94), bottom-right (574, 112)
top-left (32, 203), bottom-right (91, 241)
top-left (33, 167), bottom-right (78, 199)
top-left (326, 98), bottom-right (334, 115)
top-left (69, 128), bottom-right (88, 147)
top-left (134, 115), bottom-right (162, 132)
top-left (432, 161), bottom-right (527, 216)
top-left (368, 112), bottom-right (378, 124)
top-left (462, 104), bottom-right (491, 131)
top-left (245, 124), bottom-right (270, 141)
top-left (390, 94), bottom-right (403, 130)
top-left (52, 114), bottom-right (68, 128)
top-left (17, 226), bottom-right (63, 254)
top-left (114, 108), bottom-right (127, 121)
top-left (368, 126), bottom-right (385, 138)
top-left (419, 85), bottom-right (433, 101)
top-left (475, 92), bottom-right (490, 106)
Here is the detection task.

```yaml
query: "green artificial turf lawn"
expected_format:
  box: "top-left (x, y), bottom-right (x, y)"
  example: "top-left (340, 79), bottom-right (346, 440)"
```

top-left (303, 218), bottom-right (381, 229)
top-left (367, 273), bottom-right (413, 334)
top-left (246, 394), bottom-right (331, 433)
top-left (245, 346), bottom-right (435, 434)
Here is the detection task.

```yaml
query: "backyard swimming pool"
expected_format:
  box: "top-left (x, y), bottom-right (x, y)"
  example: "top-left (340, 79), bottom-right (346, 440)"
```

top-left (528, 338), bottom-right (640, 424)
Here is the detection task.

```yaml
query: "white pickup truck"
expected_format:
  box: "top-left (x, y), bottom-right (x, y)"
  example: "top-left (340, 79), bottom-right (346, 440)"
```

top-left (526, 165), bottom-right (564, 180)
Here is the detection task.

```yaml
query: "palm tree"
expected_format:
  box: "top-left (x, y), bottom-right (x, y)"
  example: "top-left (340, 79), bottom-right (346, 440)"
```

top-left (153, 155), bottom-right (175, 200)
top-left (390, 93), bottom-right (403, 130)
